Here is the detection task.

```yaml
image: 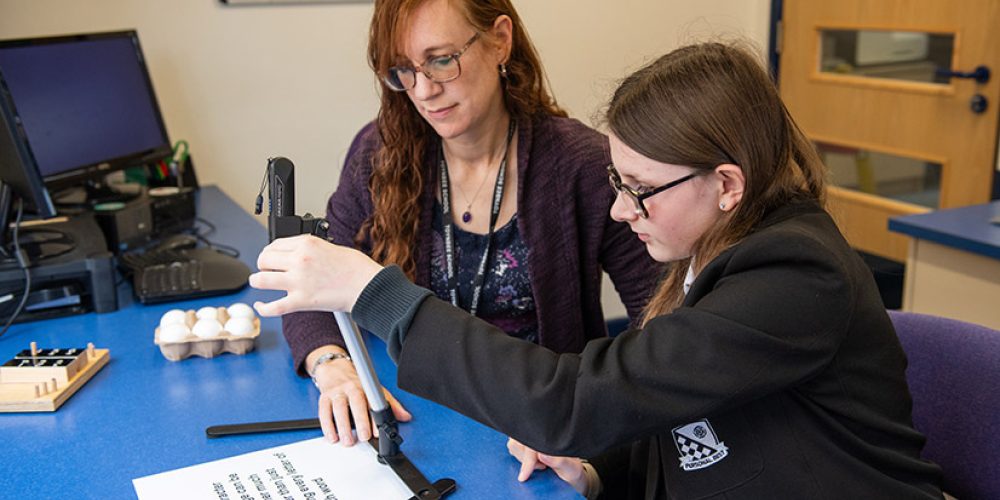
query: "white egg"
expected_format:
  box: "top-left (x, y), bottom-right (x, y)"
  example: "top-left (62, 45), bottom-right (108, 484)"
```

top-left (159, 309), bottom-right (187, 328)
top-left (160, 323), bottom-right (191, 342)
top-left (227, 302), bottom-right (255, 319)
top-left (192, 319), bottom-right (223, 339)
top-left (196, 306), bottom-right (219, 321)
top-left (224, 317), bottom-right (255, 336)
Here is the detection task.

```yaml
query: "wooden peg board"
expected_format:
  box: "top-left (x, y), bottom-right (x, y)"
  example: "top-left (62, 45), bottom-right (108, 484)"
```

top-left (0, 342), bottom-right (109, 412)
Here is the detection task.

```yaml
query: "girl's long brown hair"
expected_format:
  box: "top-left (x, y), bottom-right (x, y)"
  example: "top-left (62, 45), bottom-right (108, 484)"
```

top-left (605, 42), bottom-right (827, 323)
top-left (362, 0), bottom-right (565, 278)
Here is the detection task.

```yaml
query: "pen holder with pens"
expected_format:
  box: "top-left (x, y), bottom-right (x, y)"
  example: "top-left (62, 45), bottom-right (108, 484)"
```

top-left (146, 140), bottom-right (199, 189)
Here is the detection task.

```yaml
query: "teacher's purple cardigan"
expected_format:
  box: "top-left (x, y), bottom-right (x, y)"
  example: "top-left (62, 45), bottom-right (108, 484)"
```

top-left (282, 114), bottom-right (658, 376)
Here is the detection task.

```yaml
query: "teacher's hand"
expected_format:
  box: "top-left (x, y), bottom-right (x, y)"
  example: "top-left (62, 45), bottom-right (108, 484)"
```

top-left (249, 234), bottom-right (383, 316)
top-left (311, 350), bottom-right (412, 446)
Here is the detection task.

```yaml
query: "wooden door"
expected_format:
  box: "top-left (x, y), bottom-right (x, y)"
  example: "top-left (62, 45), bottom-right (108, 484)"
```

top-left (779, 0), bottom-right (1000, 261)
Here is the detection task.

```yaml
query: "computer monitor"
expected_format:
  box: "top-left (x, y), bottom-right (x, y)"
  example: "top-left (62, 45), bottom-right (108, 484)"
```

top-left (0, 68), bottom-right (56, 219)
top-left (0, 30), bottom-right (172, 195)
top-left (0, 67), bottom-right (79, 260)
top-left (0, 68), bottom-right (74, 263)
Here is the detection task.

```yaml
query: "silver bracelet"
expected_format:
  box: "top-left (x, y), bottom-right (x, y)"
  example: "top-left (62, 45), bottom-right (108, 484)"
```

top-left (309, 352), bottom-right (352, 388)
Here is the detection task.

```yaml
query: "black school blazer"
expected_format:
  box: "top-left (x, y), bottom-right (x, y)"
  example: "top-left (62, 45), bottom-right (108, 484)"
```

top-left (395, 199), bottom-right (944, 499)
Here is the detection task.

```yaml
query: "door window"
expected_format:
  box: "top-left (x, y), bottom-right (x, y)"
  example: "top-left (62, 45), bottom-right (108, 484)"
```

top-left (816, 141), bottom-right (943, 208)
top-left (819, 29), bottom-right (954, 85)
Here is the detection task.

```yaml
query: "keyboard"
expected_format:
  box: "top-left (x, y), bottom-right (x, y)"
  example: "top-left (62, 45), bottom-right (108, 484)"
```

top-left (120, 247), bottom-right (251, 304)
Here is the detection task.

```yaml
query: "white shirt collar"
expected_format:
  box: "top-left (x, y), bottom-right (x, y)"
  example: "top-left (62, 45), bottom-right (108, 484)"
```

top-left (683, 261), bottom-right (696, 296)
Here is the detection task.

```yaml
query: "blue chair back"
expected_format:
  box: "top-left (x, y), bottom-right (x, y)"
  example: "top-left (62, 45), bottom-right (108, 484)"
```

top-left (889, 310), bottom-right (1000, 500)
top-left (605, 317), bottom-right (631, 338)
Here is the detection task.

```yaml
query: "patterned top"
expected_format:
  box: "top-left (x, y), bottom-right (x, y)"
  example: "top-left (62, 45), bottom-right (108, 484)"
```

top-left (430, 200), bottom-right (538, 343)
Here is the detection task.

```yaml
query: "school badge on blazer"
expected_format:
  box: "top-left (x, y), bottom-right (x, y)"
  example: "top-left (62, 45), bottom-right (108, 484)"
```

top-left (672, 419), bottom-right (729, 471)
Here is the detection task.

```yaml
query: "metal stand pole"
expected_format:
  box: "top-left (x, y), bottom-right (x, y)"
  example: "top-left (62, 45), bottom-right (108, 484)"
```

top-left (334, 312), bottom-right (456, 499)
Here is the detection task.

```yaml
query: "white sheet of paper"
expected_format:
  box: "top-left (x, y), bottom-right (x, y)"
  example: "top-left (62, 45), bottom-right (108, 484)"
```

top-left (133, 437), bottom-right (412, 500)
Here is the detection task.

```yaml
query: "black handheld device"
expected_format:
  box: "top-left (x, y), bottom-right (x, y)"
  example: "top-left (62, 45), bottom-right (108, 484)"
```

top-left (245, 157), bottom-right (455, 499)
top-left (258, 156), bottom-right (329, 242)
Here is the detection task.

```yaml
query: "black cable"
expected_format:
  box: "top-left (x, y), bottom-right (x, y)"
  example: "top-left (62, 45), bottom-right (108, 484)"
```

top-left (254, 168), bottom-right (268, 215)
top-left (195, 217), bottom-right (216, 236)
top-left (114, 272), bottom-right (130, 288)
top-left (190, 217), bottom-right (239, 257)
top-left (192, 232), bottom-right (240, 258)
top-left (153, 209), bottom-right (196, 239)
top-left (0, 199), bottom-right (32, 339)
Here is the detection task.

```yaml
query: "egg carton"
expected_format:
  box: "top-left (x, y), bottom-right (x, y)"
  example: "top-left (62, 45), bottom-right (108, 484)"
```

top-left (154, 307), bottom-right (260, 361)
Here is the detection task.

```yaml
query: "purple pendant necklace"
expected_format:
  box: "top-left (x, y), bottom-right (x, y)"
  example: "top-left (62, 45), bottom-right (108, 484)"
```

top-left (459, 171), bottom-right (489, 223)
top-left (441, 119), bottom-right (516, 224)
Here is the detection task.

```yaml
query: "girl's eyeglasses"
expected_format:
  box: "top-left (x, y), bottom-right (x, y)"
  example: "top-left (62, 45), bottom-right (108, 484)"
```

top-left (607, 164), bottom-right (697, 218)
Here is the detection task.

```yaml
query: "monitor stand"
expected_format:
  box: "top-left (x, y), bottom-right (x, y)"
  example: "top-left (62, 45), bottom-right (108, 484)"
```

top-left (5, 228), bottom-right (75, 262)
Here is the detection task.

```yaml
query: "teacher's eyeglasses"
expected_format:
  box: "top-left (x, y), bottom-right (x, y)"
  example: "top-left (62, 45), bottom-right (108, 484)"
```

top-left (607, 164), bottom-right (697, 219)
top-left (383, 32), bottom-right (481, 92)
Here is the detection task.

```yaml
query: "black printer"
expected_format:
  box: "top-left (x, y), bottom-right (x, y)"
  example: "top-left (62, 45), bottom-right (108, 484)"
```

top-left (0, 214), bottom-right (118, 323)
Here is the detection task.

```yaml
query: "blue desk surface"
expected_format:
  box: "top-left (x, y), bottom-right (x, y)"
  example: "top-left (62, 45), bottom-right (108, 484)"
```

top-left (888, 200), bottom-right (1000, 261)
top-left (0, 186), bottom-right (575, 499)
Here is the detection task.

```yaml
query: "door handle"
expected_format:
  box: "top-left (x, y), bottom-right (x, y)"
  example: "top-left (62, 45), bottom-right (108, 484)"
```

top-left (935, 65), bottom-right (990, 84)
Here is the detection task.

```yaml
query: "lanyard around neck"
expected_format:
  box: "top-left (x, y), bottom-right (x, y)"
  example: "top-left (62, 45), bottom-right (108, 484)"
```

top-left (438, 119), bottom-right (516, 316)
